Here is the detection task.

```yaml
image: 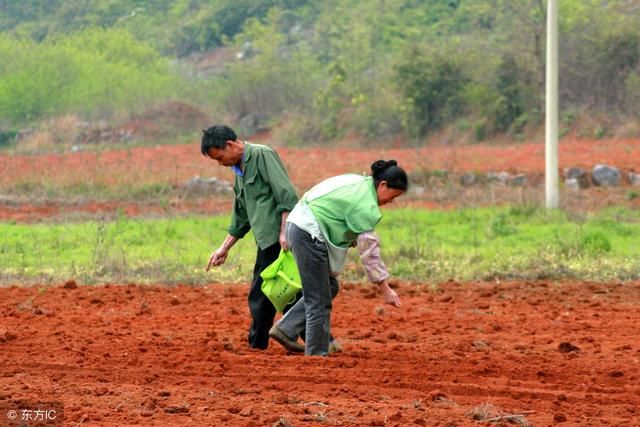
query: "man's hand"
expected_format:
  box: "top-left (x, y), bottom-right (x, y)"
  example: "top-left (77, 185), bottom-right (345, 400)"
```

top-left (206, 234), bottom-right (239, 271)
top-left (207, 248), bottom-right (228, 271)
top-left (378, 280), bottom-right (401, 307)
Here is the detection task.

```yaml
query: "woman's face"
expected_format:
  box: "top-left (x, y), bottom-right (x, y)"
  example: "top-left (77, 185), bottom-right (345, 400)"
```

top-left (376, 181), bottom-right (405, 206)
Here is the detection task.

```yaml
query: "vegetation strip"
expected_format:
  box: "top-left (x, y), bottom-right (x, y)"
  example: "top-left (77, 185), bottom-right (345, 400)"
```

top-left (1, 207), bottom-right (638, 285)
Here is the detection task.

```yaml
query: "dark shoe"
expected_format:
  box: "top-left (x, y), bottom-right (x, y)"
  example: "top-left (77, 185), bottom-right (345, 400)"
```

top-left (269, 325), bottom-right (305, 353)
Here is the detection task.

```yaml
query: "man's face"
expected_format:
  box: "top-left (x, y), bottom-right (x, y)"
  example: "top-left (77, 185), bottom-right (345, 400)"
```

top-left (206, 141), bottom-right (243, 167)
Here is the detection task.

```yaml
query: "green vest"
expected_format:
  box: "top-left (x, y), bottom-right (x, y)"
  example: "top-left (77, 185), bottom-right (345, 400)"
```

top-left (305, 174), bottom-right (381, 248)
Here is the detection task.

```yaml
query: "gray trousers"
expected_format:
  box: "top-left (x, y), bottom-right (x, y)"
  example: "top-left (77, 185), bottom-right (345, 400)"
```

top-left (277, 223), bottom-right (339, 356)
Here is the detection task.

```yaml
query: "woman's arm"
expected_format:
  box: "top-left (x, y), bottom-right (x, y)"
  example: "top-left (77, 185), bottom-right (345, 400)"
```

top-left (357, 231), bottom-right (400, 307)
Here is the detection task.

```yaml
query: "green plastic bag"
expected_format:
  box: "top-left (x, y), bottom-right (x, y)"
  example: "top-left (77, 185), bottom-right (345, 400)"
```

top-left (260, 250), bottom-right (302, 312)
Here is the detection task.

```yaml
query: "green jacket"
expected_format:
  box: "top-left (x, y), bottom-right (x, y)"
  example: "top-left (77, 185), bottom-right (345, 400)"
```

top-left (229, 143), bottom-right (298, 249)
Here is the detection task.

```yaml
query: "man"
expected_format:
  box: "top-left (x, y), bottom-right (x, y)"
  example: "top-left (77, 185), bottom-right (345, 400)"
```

top-left (201, 125), bottom-right (299, 350)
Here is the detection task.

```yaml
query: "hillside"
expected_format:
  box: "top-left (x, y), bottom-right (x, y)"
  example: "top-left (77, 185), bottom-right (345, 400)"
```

top-left (0, 0), bottom-right (639, 147)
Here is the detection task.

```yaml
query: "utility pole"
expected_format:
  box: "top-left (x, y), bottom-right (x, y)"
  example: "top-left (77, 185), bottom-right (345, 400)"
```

top-left (545, 0), bottom-right (559, 208)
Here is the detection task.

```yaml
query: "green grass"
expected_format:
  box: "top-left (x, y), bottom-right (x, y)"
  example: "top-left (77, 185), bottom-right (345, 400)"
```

top-left (3, 182), bottom-right (176, 202)
top-left (1, 206), bottom-right (640, 285)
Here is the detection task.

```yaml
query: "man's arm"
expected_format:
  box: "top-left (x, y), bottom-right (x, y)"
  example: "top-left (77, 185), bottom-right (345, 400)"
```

top-left (206, 234), bottom-right (239, 271)
top-left (208, 187), bottom-right (250, 271)
top-left (259, 149), bottom-right (297, 251)
top-left (260, 150), bottom-right (298, 215)
top-left (228, 193), bottom-right (251, 240)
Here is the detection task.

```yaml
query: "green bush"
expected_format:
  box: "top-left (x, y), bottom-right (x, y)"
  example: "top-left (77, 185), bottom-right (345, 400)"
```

top-left (0, 28), bottom-right (182, 123)
top-left (0, 130), bottom-right (17, 147)
top-left (580, 231), bottom-right (612, 254)
top-left (396, 49), bottom-right (468, 136)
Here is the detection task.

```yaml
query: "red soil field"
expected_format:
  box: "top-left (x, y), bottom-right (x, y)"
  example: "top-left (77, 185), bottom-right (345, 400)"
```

top-left (1, 280), bottom-right (639, 426)
top-left (1, 137), bottom-right (639, 221)
top-left (2, 138), bottom-right (640, 191)
top-left (0, 198), bottom-right (233, 223)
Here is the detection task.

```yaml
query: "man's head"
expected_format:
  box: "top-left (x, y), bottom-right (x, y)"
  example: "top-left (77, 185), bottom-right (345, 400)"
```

top-left (201, 125), bottom-right (244, 167)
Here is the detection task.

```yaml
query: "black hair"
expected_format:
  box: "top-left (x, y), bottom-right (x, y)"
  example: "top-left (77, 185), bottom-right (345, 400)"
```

top-left (371, 160), bottom-right (409, 191)
top-left (201, 125), bottom-right (237, 156)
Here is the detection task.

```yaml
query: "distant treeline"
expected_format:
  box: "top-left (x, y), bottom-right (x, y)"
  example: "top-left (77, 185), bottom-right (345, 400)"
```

top-left (0, 0), bottom-right (638, 141)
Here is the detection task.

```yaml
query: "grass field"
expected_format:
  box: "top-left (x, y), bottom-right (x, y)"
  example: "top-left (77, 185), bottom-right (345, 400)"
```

top-left (2, 206), bottom-right (639, 286)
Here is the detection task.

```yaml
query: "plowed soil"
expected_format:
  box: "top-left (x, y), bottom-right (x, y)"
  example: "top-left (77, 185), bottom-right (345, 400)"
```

top-left (2, 137), bottom-right (640, 222)
top-left (4, 138), bottom-right (640, 191)
top-left (1, 280), bottom-right (639, 426)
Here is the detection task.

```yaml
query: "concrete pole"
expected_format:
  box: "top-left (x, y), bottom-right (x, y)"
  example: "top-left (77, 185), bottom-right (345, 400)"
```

top-left (545, 0), bottom-right (559, 208)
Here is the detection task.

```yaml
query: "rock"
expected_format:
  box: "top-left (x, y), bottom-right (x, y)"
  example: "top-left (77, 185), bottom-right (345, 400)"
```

top-left (564, 167), bottom-right (586, 180)
top-left (94, 386), bottom-right (109, 396)
top-left (438, 294), bottom-right (453, 303)
top-left (429, 390), bottom-right (448, 401)
top-left (236, 41), bottom-right (256, 60)
top-left (238, 112), bottom-right (271, 134)
top-left (239, 407), bottom-right (253, 417)
top-left (592, 164), bottom-right (620, 187)
top-left (628, 172), bottom-right (640, 186)
top-left (140, 409), bottom-right (156, 417)
top-left (164, 404), bottom-right (189, 414)
top-left (564, 167), bottom-right (590, 189)
top-left (183, 176), bottom-right (233, 195)
top-left (388, 411), bottom-right (403, 421)
top-left (497, 172), bottom-right (511, 185)
top-left (565, 178), bottom-right (581, 191)
top-left (510, 173), bottom-right (527, 186)
top-left (460, 172), bottom-right (477, 187)
top-left (272, 417), bottom-right (293, 427)
top-left (487, 172), bottom-right (510, 185)
top-left (409, 186), bottom-right (425, 196)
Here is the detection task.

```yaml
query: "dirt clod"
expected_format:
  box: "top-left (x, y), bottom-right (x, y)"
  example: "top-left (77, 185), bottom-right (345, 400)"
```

top-left (558, 342), bottom-right (580, 353)
top-left (553, 413), bottom-right (567, 422)
top-left (63, 280), bottom-right (78, 289)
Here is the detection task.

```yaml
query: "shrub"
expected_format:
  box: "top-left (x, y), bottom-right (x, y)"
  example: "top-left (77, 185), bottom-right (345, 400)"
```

top-left (396, 49), bottom-right (469, 136)
top-left (0, 29), bottom-right (182, 123)
top-left (580, 231), bottom-right (612, 254)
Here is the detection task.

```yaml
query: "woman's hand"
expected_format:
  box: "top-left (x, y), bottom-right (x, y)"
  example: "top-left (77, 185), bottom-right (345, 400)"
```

top-left (377, 280), bottom-right (401, 307)
top-left (279, 228), bottom-right (289, 251)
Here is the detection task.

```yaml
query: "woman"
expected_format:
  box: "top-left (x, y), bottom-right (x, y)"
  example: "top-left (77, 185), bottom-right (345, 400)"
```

top-left (269, 160), bottom-right (408, 356)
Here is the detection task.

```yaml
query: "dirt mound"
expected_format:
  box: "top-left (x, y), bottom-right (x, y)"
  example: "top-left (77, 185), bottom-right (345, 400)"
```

top-left (1, 280), bottom-right (638, 425)
top-left (117, 101), bottom-right (210, 141)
